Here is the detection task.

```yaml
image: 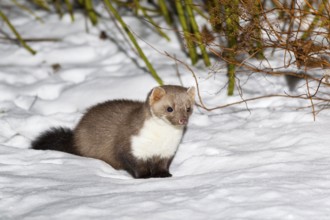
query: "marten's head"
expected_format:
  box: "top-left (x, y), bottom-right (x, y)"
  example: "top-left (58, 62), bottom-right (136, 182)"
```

top-left (148, 85), bottom-right (195, 127)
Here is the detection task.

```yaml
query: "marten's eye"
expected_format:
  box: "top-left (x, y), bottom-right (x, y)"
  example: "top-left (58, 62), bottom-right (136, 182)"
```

top-left (187, 107), bottom-right (191, 112)
top-left (167, 107), bottom-right (173, 112)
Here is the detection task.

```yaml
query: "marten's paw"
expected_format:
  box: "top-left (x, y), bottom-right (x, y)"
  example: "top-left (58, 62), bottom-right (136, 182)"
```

top-left (152, 171), bottom-right (172, 178)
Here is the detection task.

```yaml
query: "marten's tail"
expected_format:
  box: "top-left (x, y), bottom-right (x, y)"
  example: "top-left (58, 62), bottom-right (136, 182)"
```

top-left (32, 127), bottom-right (76, 154)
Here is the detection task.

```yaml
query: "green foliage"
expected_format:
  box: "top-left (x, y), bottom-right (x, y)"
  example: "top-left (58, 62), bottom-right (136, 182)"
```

top-left (224, 0), bottom-right (239, 96)
top-left (0, 9), bottom-right (36, 55)
top-left (104, 0), bottom-right (163, 85)
top-left (32, 0), bottom-right (50, 10)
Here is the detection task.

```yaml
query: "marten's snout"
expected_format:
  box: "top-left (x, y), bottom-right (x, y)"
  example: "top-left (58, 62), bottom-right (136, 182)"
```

top-left (179, 118), bottom-right (188, 125)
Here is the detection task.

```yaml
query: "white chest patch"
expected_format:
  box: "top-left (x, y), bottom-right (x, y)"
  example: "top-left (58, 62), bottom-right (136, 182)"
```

top-left (131, 117), bottom-right (184, 160)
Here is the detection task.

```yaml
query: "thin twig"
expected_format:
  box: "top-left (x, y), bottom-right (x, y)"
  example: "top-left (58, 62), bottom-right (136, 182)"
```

top-left (174, 54), bottom-right (184, 86)
top-left (305, 77), bottom-right (316, 121)
top-left (0, 9), bottom-right (36, 55)
top-left (0, 37), bottom-right (61, 42)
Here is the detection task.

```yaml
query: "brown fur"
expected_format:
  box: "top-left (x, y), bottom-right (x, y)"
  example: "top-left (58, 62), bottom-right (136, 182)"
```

top-left (73, 100), bottom-right (149, 171)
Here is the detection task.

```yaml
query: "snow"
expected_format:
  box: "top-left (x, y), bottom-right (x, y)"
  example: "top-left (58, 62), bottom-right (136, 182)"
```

top-left (1, 6), bottom-right (330, 220)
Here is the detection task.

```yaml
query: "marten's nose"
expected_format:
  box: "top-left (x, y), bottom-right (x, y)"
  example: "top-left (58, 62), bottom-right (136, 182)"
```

top-left (179, 118), bottom-right (188, 125)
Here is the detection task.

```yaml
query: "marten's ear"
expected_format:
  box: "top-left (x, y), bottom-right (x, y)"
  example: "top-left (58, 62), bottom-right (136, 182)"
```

top-left (187, 86), bottom-right (195, 102)
top-left (149, 87), bottom-right (166, 105)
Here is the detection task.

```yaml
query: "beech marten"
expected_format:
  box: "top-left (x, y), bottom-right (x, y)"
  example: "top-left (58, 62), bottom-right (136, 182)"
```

top-left (32, 85), bottom-right (195, 178)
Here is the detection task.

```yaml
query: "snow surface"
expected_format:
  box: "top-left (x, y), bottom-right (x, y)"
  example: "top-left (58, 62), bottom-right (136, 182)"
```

top-left (1, 6), bottom-right (330, 220)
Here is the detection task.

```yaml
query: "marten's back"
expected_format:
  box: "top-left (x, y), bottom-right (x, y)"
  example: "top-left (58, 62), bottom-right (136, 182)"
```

top-left (73, 100), bottom-right (148, 169)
